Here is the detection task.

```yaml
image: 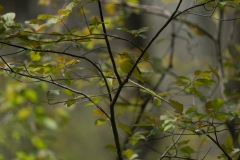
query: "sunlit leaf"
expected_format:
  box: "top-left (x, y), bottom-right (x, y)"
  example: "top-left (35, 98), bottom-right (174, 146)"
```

top-left (30, 51), bottom-right (41, 61)
top-left (123, 149), bottom-right (134, 159)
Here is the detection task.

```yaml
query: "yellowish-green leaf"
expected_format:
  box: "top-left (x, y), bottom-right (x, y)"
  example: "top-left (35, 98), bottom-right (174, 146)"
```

top-left (0, 6), bottom-right (4, 14)
top-left (169, 99), bottom-right (184, 113)
top-left (158, 92), bottom-right (171, 97)
top-left (95, 119), bottom-right (106, 125)
top-left (105, 4), bottom-right (115, 15)
top-left (24, 89), bottom-right (38, 102)
top-left (123, 149), bottom-right (134, 159)
top-left (30, 51), bottom-right (41, 61)
top-left (164, 123), bottom-right (175, 131)
top-left (66, 59), bottom-right (80, 66)
top-left (105, 144), bottom-right (116, 151)
top-left (56, 56), bottom-right (65, 63)
top-left (31, 136), bottom-right (46, 149)
top-left (58, 9), bottom-right (71, 17)
top-left (129, 134), bottom-right (146, 146)
top-left (17, 107), bottom-right (31, 120)
top-left (118, 122), bottom-right (132, 135)
top-left (85, 97), bottom-right (102, 107)
top-left (205, 98), bottom-right (225, 114)
top-left (154, 97), bottom-right (162, 106)
top-left (64, 98), bottom-right (76, 107)
top-left (91, 109), bottom-right (107, 117)
top-left (37, 14), bottom-right (56, 20)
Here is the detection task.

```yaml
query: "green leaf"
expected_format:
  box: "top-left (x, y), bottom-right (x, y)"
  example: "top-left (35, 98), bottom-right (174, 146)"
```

top-left (104, 144), bottom-right (117, 151)
top-left (154, 97), bottom-right (162, 106)
top-left (180, 146), bottom-right (194, 156)
top-left (46, 90), bottom-right (59, 101)
top-left (150, 128), bottom-right (161, 135)
top-left (129, 134), bottom-right (146, 146)
top-left (194, 78), bottom-right (214, 86)
top-left (177, 140), bottom-right (190, 147)
top-left (194, 70), bottom-right (201, 76)
top-left (169, 99), bottom-right (184, 113)
top-left (24, 89), bottom-right (38, 102)
top-left (158, 92), bottom-right (171, 97)
top-left (218, 2), bottom-right (227, 9)
top-left (163, 123), bottom-right (175, 131)
top-left (132, 121), bottom-right (152, 127)
top-left (117, 27), bottom-right (131, 33)
top-left (65, 75), bottom-right (72, 86)
top-left (2, 12), bottom-right (15, 20)
top-left (43, 117), bottom-right (58, 130)
top-left (177, 76), bottom-right (191, 81)
top-left (205, 98), bottom-right (225, 114)
top-left (61, 89), bottom-right (74, 96)
top-left (31, 136), bottom-right (46, 149)
top-left (118, 122), bottom-right (132, 135)
top-left (140, 88), bottom-right (155, 96)
top-left (64, 98), bottom-right (76, 107)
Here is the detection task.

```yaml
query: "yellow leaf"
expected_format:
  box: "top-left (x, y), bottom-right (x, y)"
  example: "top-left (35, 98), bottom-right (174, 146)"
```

top-left (17, 107), bottom-right (31, 119)
top-left (30, 51), bottom-right (41, 61)
top-left (105, 4), bottom-right (115, 15)
top-left (0, 62), bottom-right (6, 68)
top-left (56, 56), bottom-right (65, 63)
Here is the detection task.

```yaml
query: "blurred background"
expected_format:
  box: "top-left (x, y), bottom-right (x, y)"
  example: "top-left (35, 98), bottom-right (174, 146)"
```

top-left (0, 0), bottom-right (240, 160)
